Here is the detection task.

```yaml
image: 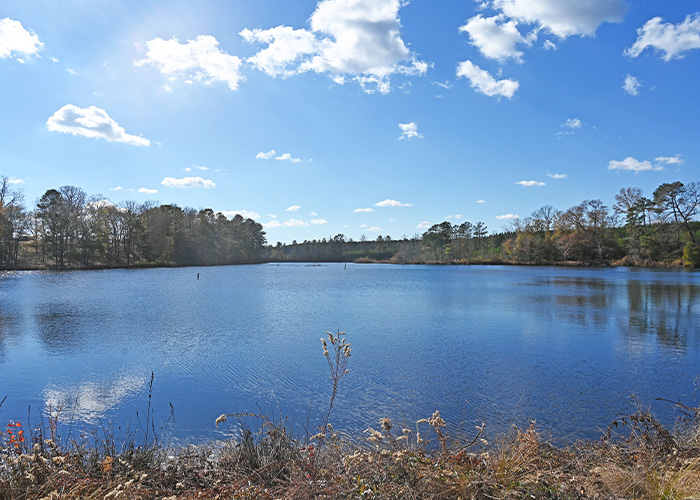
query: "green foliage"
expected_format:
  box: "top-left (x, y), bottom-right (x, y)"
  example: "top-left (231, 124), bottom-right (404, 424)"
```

top-left (683, 242), bottom-right (700, 267)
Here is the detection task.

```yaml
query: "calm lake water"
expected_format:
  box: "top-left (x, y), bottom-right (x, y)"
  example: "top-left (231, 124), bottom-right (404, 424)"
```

top-left (1, 264), bottom-right (699, 445)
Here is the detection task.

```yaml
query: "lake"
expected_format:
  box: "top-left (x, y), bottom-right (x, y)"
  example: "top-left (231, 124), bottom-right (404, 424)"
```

top-left (1, 264), bottom-right (699, 445)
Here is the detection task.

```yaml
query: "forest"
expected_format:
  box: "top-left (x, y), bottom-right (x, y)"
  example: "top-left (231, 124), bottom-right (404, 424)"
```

top-left (0, 178), bottom-right (266, 269)
top-left (1, 177), bottom-right (699, 269)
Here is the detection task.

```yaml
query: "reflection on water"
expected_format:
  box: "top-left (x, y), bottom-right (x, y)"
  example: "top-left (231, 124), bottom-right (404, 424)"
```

top-left (0, 265), bottom-right (699, 444)
top-left (43, 374), bottom-right (147, 425)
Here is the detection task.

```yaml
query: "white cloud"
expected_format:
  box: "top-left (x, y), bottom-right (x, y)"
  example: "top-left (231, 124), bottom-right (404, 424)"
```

top-left (563, 117), bottom-right (582, 128)
top-left (516, 180), bottom-right (546, 186)
top-left (65, 68), bottom-right (77, 75)
top-left (220, 210), bottom-right (261, 220)
top-left (375, 198), bottom-right (413, 207)
top-left (135, 35), bottom-right (243, 90)
top-left (7, 178), bottom-right (25, 184)
top-left (607, 156), bottom-right (664, 174)
top-left (47, 105), bottom-right (150, 147)
top-left (456, 60), bottom-right (519, 98)
top-left (241, 25), bottom-right (317, 77)
top-left (264, 218), bottom-right (309, 228)
top-left (354, 207), bottom-right (375, 213)
top-left (492, 0), bottom-right (627, 38)
top-left (275, 153), bottom-right (301, 163)
top-left (86, 199), bottom-right (118, 211)
top-left (417, 221), bottom-right (431, 229)
top-left (192, 164), bottom-right (209, 171)
top-left (257, 150), bottom-right (301, 162)
top-left (138, 187), bottom-right (158, 194)
top-left (655, 155), bottom-right (684, 165)
top-left (311, 219), bottom-right (328, 224)
top-left (398, 122), bottom-right (423, 140)
top-left (497, 213), bottom-right (519, 220)
top-left (310, 211), bottom-right (318, 216)
top-left (0, 18), bottom-right (42, 60)
top-left (547, 172), bottom-right (567, 179)
top-left (446, 214), bottom-right (464, 220)
top-left (460, 14), bottom-right (527, 61)
top-left (623, 74), bottom-right (640, 96)
top-left (433, 80), bottom-right (453, 89)
top-left (286, 205), bottom-right (301, 212)
top-left (109, 186), bottom-right (132, 192)
top-left (625, 14), bottom-right (700, 61)
top-left (161, 176), bottom-right (216, 188)
top-left (368, 226), bottom-right (382, 232)
top-left (50, 56), bottom-right (59, 63)
top-left (543, 40), bottom-right (557, 50)
top-left (241, 0), bottom-right (428, 94)
top-left (256, 150), bottom-right (276, 159)
top-left (476, 199), bottom-right (487, 204)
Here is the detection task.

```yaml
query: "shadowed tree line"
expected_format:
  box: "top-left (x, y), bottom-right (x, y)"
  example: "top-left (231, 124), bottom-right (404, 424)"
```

top-left (2, 178), bottom-right (699, 269)
top-left (0, 178), bottom-right (266, 269)
top-left (267, 181), bottom-right (700, 267)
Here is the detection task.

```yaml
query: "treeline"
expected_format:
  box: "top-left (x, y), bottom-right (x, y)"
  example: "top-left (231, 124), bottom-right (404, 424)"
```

top-left (267, 181), bottom-right (700, 267)
top-left (2, 178), bottom-right (699, 270)
top-left (0, 178), bottom-right (266, 269)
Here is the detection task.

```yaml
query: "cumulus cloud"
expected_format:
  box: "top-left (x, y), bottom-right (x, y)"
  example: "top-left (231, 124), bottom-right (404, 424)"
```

top-left (398, 122), bottom-right (423, 140)
top-left (368, 226), bottom-right (382, 232)
top-left (623, 74), bottom-right (641, 95)
top-left (547, 172), bottom-right (567, 179)
top-left (7, 178), bottom-right (25, 184)
top-left (354, 207), bottom-right (375, 213)
top-left (220, 210), bottom-right (261, 220)
top-left (264, 218), bottom-right (309, 228)
top-left (459, 14), bottom-right (528, 61)
top-left (655, 155), bottom-right (684, 165)
top-left (0, 18), bottom-right (42, 60)
top-left (563, 117), bottom-right (582, 128)
top-left (625, 14), bottom-right (700, 61)
top-left (446, 214), bottom-right (464, 220)
top-left (375, 198), bottom-right (412, 207)
top-left (491, 0), bottom-right (627, 38)
top-left (497, 213), bottom-right (519, 220)
top-left (417, 221), bottom-right (431, 229)
top-left (135, 35), bottom-right (243, 90)
top-left (476, 199), bottom-right (487, 204)
top-left (240, 0), bottom-right (428, 94)
top-left (161, 176), bottom-right (216, 188)
top-left (607, 156), bottom-right (666, 174)
top-left (241, 26), bottom-right (317, 77)
top-left (138, 187), bottom-right (158, 194)
top-left (257, 150), bottom-right (301, 162)
top-left (275, 153), bottom-right (301, 163)
top-left (256, 150), bottom-right (276, 159)
top-left (516, 180), bottom-right (546, 186)
top-left (110, 186), bottom-right (132, 192)
top-left (47, 105), bottom-right (150, 147)
top-left (286, 205), bottom-right (301, 212)
top-left (456, 60), bottom-right (519, 98)
top-left (311, 219), bottom-right (328, 224)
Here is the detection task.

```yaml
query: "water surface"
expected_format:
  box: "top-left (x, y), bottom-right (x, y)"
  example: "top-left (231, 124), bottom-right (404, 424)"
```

top-left (1, 264), bottom-right (699, 444)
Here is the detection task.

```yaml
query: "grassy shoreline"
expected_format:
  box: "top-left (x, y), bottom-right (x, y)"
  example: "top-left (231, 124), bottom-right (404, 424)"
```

top-left (1, 400), bottom-right (699, 499)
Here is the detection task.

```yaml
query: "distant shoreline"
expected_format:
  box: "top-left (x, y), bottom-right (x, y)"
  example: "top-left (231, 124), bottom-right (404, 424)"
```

top-left (1, 258), bottom-right (690, 272)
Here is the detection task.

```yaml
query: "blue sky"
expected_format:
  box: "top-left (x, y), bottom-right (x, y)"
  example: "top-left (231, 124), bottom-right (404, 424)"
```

top-left (1, 0), bottom-right (699, 244)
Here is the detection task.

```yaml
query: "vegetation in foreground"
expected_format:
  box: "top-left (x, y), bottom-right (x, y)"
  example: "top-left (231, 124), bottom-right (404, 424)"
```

top-left (2, 332), bottom-right (700, 499)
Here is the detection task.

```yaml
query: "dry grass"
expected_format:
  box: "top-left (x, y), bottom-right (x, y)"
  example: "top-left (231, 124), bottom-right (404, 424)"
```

top-left (2, 335), bottom-right (700, 499)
